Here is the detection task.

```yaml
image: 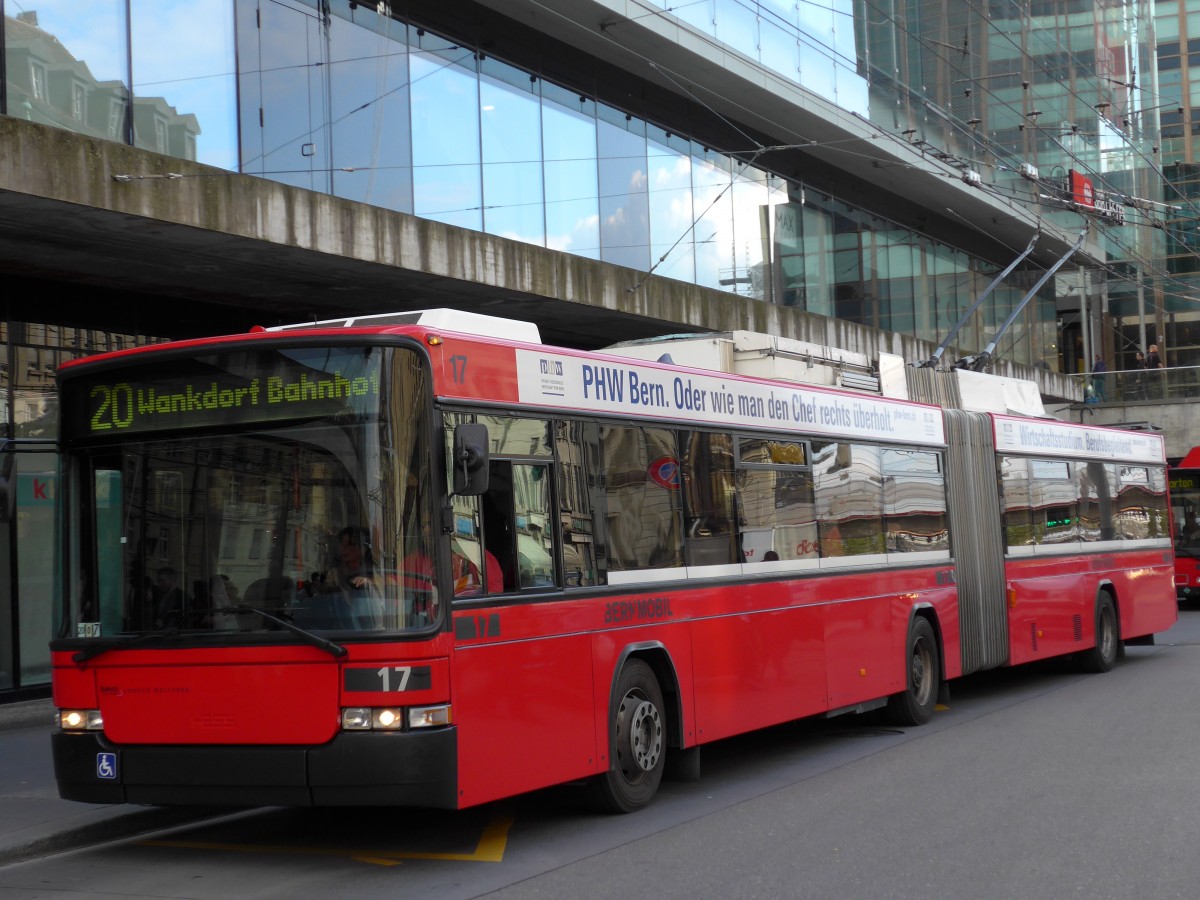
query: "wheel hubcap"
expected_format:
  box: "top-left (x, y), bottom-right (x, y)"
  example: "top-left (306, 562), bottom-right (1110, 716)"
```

top-left (911, 640), bottom-right (933, 705)
top-left (618, 692), bottom-right (663, 775)
top-left (1100, 607), bottom-right (1115, 659)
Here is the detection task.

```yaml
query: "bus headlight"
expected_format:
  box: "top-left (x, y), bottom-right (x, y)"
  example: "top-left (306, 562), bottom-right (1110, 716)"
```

top-left (372, 708), bottom-right (403, 731)
top-left (340, 708), bottom-right (372, 731)
top-left (343, 705), bottom-right (451, 734)
top-left (408, 704), bottom-right (451, 729)
top-left (340, 707), bottom-right (425, 731)
top-left (58, 709), bottom-right (104, 732)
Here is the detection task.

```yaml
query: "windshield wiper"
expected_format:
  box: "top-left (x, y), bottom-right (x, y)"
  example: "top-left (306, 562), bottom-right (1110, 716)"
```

top-left (217, 606), bottom-right (348, 658)
top-left (73, 628), bottom-right (181, 663)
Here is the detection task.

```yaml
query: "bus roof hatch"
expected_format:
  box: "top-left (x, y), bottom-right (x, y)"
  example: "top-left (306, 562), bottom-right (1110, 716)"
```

top-left (265, 308), bottom-right (542, 343)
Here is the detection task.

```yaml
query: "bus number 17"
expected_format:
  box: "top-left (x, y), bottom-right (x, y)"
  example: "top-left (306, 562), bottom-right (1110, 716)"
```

top-left (378, 666), bottom-right (412, 692)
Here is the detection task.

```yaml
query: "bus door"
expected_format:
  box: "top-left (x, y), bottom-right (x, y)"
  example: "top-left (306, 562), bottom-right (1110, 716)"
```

top-left (449, 416), bottom-right (596, 806)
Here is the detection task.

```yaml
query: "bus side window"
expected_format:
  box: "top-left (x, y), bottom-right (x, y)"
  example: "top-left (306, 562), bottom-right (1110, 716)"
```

top-left (682, 431), bottom-right (739, 566)
top-left (813, 442), bottom-right (884, 558)
top-left (600, 425), bottom-right (684, 572)
top-left (483, 461), bottom-right (556, 590)
top-left (482, 462), bottom-right (516, 592)
top-left (555, 420), bottom-right (599, 587)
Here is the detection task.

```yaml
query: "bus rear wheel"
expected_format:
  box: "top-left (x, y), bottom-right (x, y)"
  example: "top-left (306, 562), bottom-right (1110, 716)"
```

top-left (886, 617), bottom-right (939, 726)
top-left (1078, 593), bottom-right (1119, 673)
top-left (591, 659), bottom-right (666, 813)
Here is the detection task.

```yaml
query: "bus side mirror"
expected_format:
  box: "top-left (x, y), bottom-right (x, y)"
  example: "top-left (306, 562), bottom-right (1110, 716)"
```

top-left (452, 423), bottom-right (489, 496)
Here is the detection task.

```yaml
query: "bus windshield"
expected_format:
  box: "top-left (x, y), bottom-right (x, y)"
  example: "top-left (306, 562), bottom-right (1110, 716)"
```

top-left (1171, 466), bottom-right (1200, 553)
top-left (61, 344), bottom-right (438, 639)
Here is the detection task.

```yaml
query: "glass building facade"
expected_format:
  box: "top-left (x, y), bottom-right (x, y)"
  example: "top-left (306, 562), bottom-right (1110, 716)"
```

top-left (0, 0), bottom-right (1166, 694)
top-left (5, 0), bottom-right (1161, 366)
top-left (1155, 0), bottom-right (1200, 370)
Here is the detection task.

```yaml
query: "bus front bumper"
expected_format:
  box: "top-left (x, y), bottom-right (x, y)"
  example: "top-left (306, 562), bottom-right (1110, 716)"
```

top-left (51, 727), bottom-right (458, 808)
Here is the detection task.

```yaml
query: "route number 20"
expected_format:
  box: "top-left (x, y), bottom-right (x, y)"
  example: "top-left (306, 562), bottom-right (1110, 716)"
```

top-left (90, 384), bottom-right (134, 431)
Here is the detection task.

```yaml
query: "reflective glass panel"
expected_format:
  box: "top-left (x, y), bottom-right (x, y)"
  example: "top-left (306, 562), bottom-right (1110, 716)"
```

top-left (802, 202), bottom-right (835, 316)
top-left (327, 8), bottom-right (412, 212)
top-left (773, 200), bottom-right (803, 308)
top-left (468, 459), bottom-right (553, 594)
top-left (647, 128), bottom-right (695, 283)
top-left (243, 0), bottom-right (326, 190)
top-left (556, 420), bottom-right (599, 588)
top-left (542, 86), bottom-right (599, 259)
top-left (132, 0), bottom-right (237, 168)
top-left (17, 449), bottom-right (60, 685)
top-left (881, 450), bottom-right (948, 556)
top-left (1115, 465), bottom-right (1169, 540)
top-left (880, 230), bottom-right (916, 335)
top-left (736, 436), bottom-right (816, 562)
top-left (798, 10), bottom-right (836, 99)
top-left (831, 0), bottom-right (869, 115)
top-left (598, 114), bottom-right (650, 270)
top-left (714, 0), bottom-right (759, 60)
top-left (813, 442), bottom-right (884, 557)
top-left (731, 165), bottom-right (769, 301)
top-left (682, 432), bottom-right (737, 566)
top-left (1000, 456), bottom-right (1035, 549)
top-left (833, 208), bottom-right (864, 324)
top-left (512, 464), bottom-right (555, 588)
top-left (601, 425), bottom-right (683, 571)
top-left (673, 0), bottom-right (716, 37)
top-left (411, 47), bottom-right (482, 230)
top-left (477, 415), bottom-right (552, 457)
top-left (1028, 460), bottom-right (1078, 544)
top-left (1079, 460), bottom-right (1115, 542)
top-left (760, 5), bottom-right (800, 79)
top-left (693, 151), bottom-right (733, 291)
top-left (444, 414), bottom-right (502, 598)
top-left (481, 62), bottom-right (545, 245)
top-left (5, 1), bottom-right (129, 142)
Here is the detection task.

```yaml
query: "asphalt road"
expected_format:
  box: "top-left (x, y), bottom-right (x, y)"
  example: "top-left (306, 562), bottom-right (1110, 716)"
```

top-left (3, 609), bottom-right (1200, 900)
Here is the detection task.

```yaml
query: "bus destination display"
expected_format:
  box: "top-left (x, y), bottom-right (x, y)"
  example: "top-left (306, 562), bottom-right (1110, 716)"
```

top-left (68, 350), bottom-right (383, 438)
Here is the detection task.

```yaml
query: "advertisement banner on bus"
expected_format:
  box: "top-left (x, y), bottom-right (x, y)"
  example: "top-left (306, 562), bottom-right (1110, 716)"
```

top-left (514, 350), bottom-right (945, 446)
top-left (992, 416), bottom-right (1164, 463)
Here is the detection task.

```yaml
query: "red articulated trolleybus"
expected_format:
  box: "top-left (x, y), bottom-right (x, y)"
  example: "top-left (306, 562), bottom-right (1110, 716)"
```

top-left (50, 310), bottom-right (1177, 812)
top-left (1170, 446), bottom-right (1200, 603)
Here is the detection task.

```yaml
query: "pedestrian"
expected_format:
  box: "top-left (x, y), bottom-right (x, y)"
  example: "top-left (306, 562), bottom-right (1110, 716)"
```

top-left (1129, 351), bottom-right (1147, 400)
top-left (1091, 353), bottom-right (1107, 401)
top-left (1146, 344), bottom-right (1164, 398)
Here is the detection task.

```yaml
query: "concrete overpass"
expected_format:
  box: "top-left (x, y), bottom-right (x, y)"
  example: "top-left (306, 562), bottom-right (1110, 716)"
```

top-left (0, 117), bottom-right (1083, 400)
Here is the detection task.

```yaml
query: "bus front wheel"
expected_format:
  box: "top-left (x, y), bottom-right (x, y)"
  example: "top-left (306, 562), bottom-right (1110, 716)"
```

top-left (1078, 593), bottom-right (1119, 673)
top-left (886, 617), bottom-right (939, 726)
top-left (591, 659), bottom-right (666, 813)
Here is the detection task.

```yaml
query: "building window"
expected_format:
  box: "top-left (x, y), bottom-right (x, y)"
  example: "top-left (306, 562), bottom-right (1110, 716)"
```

top-left (108, 101), bottom-right (124, 138)
top-left (30, 62), bottom-right (47, 100)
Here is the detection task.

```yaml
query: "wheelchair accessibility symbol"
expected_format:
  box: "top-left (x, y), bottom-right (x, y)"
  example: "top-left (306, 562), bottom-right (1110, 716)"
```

top-left (96, 752), bottom-right (118, 780)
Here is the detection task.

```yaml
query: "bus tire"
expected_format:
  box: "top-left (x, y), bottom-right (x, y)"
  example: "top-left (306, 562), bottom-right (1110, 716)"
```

top-left (1078, 593), bottom-right (1119, 673)
top-left (886, 616), bottom-right (939, 726)
top-left (591, 659), bottom-right (666, 813)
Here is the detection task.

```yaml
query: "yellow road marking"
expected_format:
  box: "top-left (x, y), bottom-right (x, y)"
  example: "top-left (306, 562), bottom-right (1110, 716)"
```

top-left (140, 812), bottom-right (515, 866)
